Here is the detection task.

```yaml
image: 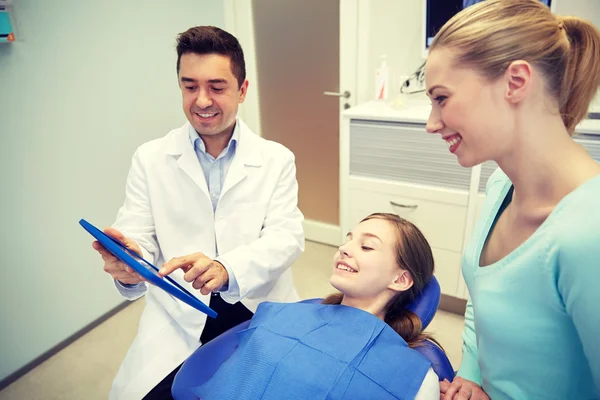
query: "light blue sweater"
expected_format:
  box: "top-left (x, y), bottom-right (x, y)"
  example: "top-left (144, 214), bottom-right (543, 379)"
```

top-left (458, 169), bottom-right (600, 400)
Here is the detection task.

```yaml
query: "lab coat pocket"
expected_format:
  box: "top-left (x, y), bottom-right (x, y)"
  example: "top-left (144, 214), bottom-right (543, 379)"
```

top-left (224, 201), bottom-right (268, 244)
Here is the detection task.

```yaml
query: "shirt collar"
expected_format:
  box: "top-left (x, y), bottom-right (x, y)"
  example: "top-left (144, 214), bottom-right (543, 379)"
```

top-left (189, 117), bottom-right (239, 156)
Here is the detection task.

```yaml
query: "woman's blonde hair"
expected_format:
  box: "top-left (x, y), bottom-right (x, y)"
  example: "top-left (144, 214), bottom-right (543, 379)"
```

top-left (431, 0), bottom-right (600, 135)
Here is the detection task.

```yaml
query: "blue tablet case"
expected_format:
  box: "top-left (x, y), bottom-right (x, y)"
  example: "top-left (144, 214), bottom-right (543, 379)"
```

top-left (80, 219), bottom-right (217, 318)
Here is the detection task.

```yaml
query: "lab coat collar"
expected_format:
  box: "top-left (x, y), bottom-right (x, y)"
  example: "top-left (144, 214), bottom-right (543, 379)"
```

top-left (165, 118), bottom-right (263, 168)
top-left (164, 118), bottom-right (263, 198)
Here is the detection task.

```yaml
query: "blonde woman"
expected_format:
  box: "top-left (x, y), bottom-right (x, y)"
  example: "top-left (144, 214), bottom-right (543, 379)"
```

top-left (425, 0), bottom-right (600, 399)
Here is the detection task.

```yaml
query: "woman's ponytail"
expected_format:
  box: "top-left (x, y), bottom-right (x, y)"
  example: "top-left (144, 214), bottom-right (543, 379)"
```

top-left (558, 16), bottom-right (600, 134)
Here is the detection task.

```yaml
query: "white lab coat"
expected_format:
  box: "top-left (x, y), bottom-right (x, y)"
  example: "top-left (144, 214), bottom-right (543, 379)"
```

top-left (108, 119), bottom-right (304, 399)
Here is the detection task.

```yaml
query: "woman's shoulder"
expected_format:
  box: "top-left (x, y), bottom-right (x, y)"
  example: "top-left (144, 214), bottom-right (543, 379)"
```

top-left (549, 175), bottom-right (600, 267)
top-left (552, 175), bottom-right (600, 233)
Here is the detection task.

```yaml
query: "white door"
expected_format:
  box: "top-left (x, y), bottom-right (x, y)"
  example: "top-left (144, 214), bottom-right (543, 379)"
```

top-left (225, 0), bottom-right (360, 243)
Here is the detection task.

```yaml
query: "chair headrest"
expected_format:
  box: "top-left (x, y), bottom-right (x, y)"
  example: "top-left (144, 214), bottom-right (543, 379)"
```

top-left (304, 275), bottom-right (441, 329)
top-left (406, 275), bottom-right (441, 329)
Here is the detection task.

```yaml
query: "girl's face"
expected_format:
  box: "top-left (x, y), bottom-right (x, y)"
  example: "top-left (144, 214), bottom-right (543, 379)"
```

top-left (425, 47), bottom-right (514, 167)
top-left (330, 218), bottom-right (410, 300)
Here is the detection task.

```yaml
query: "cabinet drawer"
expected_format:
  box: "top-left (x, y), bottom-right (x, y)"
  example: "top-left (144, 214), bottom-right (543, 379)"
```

top-left (432, 247), bottom-right (461, 297)
top-left (346, 188), bottom-right (467, 253)
top-left (349, 120), bottom-right (472, 191)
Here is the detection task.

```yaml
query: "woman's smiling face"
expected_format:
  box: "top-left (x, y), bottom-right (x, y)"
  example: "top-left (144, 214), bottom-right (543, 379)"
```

top-left (425, 47), bottom-right (513, 167)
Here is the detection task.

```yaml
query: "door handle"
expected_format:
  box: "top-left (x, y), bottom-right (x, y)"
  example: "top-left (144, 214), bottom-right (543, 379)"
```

top-left (390, 201), bottom-right (418, 210)
top-left (324, 90), bottom-right (351, 99)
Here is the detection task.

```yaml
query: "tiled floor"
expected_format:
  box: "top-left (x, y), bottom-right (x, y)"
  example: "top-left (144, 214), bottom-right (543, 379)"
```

top-left (0, 241), bottom-right (464, 400)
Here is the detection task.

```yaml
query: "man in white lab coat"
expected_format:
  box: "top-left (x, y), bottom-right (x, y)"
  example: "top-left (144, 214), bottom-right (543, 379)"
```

top-left (92, 26), bottom-right (304, 399)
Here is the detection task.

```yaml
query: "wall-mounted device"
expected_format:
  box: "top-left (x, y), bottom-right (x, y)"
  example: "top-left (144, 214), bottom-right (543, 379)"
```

top-left (0, 0), bottom-right (14, 43)
top-left (422, 0), bottom-right (555, 59)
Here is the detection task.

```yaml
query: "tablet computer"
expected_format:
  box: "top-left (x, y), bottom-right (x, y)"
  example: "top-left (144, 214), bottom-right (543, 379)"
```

top-left (80, 218), bottom-right (217, 318)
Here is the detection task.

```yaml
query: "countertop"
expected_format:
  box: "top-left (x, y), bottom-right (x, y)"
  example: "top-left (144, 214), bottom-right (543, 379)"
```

top-left (343, 100), bottom-right (600, 135)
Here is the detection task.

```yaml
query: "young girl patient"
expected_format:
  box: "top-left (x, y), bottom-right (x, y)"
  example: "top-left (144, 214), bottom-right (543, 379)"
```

top-left (175, 213), bottom-right (441, 399)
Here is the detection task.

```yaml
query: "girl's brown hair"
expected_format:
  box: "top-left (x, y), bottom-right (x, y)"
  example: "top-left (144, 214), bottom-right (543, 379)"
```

top-left (323, 213), bottom-right (439, 349)
top-left (431, 0), bottom-right (600, 135)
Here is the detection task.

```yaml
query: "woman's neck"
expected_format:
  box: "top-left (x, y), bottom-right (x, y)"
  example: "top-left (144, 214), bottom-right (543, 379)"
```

top-left (495, 113), bottom-right (600, 213)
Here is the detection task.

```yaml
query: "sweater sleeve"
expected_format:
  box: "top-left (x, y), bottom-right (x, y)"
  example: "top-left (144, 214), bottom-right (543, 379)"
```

top-left (557, 215), bottom-right (600, 394)
top-left (456, 297), bottom-right (482, 384)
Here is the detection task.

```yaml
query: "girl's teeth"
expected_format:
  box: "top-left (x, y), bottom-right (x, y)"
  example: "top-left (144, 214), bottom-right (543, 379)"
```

top-left (337, 264), bottom-right (356, 272)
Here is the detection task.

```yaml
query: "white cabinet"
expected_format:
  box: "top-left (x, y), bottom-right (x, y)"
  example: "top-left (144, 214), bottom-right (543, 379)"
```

top-left (346, 184), bottom-right (468, 252)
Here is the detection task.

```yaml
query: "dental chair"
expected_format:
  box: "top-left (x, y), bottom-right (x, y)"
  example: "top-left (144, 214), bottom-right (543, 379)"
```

top-left (172, 276), bottom-right (454, 399)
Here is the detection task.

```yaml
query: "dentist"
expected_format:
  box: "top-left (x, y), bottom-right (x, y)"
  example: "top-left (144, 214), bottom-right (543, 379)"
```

top-left (92, 26), bottom-right (304, 400)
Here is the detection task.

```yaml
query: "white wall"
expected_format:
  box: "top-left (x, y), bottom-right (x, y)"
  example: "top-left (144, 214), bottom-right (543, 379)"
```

top-left (223, 0), bottom-right (262, 135)
top-left (0, 0), bottom-right (225, 382)
top-left (359, 0), bottom-right (424, 104)
top-left (555, 0), bottom-right (600, 28)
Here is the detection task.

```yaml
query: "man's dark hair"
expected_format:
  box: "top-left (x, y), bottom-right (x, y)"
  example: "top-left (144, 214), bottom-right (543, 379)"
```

top-left (176, 26), bottom-right (246, 88)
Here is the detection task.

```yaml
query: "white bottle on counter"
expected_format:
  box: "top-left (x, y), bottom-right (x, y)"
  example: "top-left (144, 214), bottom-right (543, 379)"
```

top-left (375, 55), bottom-right (390, 101)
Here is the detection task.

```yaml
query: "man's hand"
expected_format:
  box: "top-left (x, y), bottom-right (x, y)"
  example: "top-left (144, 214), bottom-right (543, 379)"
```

top-left (440, 377), bottom-right (490, 400)
top-left (93, 227), bottom-right (144, 285)
top-left (159, 252), bottom-right (229, 295)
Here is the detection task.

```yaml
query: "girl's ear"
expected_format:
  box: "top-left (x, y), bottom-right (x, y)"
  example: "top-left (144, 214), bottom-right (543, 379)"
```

top-left (388, 270), bottom-right (414, 292)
